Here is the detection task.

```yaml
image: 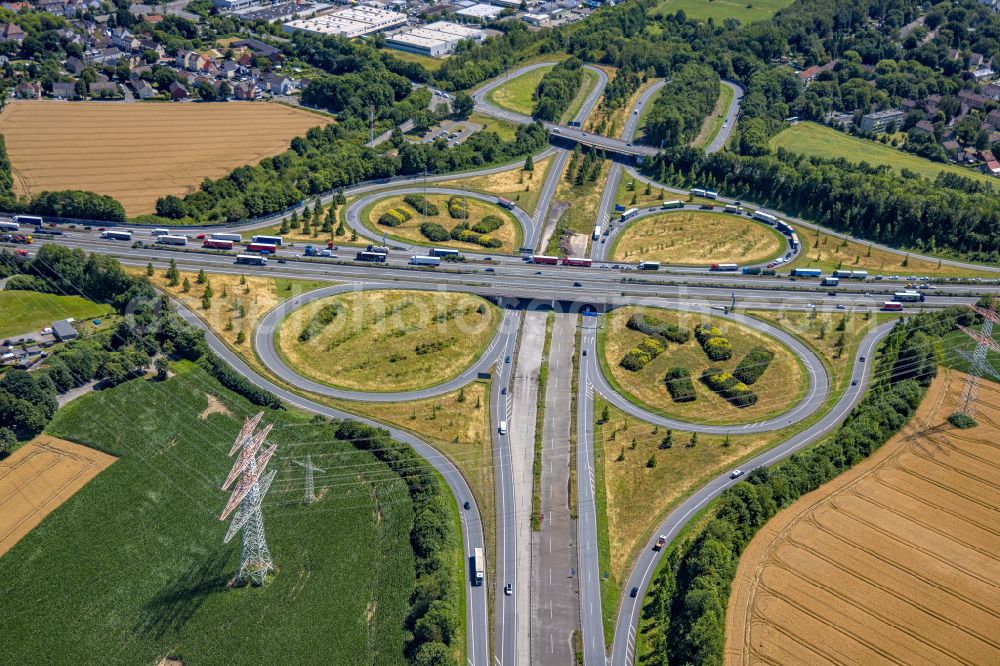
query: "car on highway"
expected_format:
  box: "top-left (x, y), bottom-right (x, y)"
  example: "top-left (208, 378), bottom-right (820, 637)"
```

top-left (504, 583), bottom-right (512, 596)
top-left (730, 469), bottom-right (745, 479)
top-left (851, 379), bottom-right (858, 386)
top-left (630, 587), bottom-right (639, 598)
top-left (582, 349), bottom-right (587, 356)
top-left (859, 356), bottom-right (866, 362)
top-left (633, 108), bottom-right (639, 114)
top-left (552, 128), bottom-right (561, 134)
top-left (653, 535), bottom-right (666, 550)
top-left (573, 281), bottom-right (582, 287)
top-left (648, 207), bottom-right (657, 212)
top-left (836, 304), bottom-right (846, 309)
top-left (463, 501), bottom-right (470, 510)
top-left (501, 387), bottom-right (507, 394)
top-left (196, 234), bottom-right (205, 239)
top-left (505, 355), bottom-right (510, 363)
top-left (485, 267), bottom-right (495, 272)
top-left (767, 262), bottom-right (775, 268)
top-left (828, 291), bottom-right (838, 296)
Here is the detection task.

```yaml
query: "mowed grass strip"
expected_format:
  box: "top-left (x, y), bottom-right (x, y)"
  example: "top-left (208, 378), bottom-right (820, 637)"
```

top-left (600, 306), bottom-right (806, 425)
top-left (0, 361), bottom-right (416, 666)
top-left (609, 210), bottom-right (785, 265)
top-left (364, 193), bottom-right (523, 254)
top-left (436, 155), bottom-right (554, 217)
top-left (0, 100), bottom-right (331, 216)
top-left (487, 66), bottom-right (553, 116)
top-left (276, 290), bottom-right (500, 392)
top-left (649, 0), bottom-right (793, 24)
top-left (0, 290), bottom-right (111, 339)
top-left (771, 121), bottom-right (998, 187)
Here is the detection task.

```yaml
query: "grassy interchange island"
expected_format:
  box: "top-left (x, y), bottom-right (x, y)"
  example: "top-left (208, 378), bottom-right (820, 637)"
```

top-left (276, 290), bottom-right (501, 393)
top-left (363, 193), bottom-right (523, 255)
top-left (609, 210), bottom-right (787, 266)
top-left (600, 306), bottom-right (806, 425)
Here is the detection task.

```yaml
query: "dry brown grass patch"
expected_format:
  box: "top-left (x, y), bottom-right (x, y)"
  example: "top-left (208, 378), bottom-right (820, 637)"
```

top-left (436, 156), bottom-right (554, 217)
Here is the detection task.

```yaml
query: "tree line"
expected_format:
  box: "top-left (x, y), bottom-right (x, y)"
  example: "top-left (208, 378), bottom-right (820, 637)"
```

top-left (639, 307), bottom-right (966, 665)
top-left (533, 57), bottom-right (585, 121)
top-left (649, 145), bottom-right (1000, 263)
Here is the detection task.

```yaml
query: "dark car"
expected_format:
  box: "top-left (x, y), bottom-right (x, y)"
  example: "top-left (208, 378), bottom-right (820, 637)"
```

top-left (573, 281), bottom-right (582, 287)
top-left (505, 356), bottom-right (511, 364)
top-left (463, 501), bottom-right (470, 510)
top-left (630, 587), bottom-right (639, 598)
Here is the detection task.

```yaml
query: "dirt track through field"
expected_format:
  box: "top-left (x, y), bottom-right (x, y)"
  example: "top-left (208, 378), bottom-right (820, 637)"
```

top-left (725, 369), bottom-right (1000, 666)
top-left (0, 435), bottom-right (115, 556)
top-left (0, 101), bottom-right (330, 216)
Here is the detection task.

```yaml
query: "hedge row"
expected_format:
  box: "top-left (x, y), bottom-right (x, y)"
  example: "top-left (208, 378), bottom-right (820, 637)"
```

top-left (198, 353), bottom-right (283, 409)
top-left (627, 313), bottom-right (690, 344)
top-left (378, 208), bottom-right (412, 227)
top-left (420, 222), bottom-right (451, 242)
top-left (645, 308), bottom-right (962, 665)
top-left (298, 303), bottom-right (340, 342)
top-left (733, 346), bottom-right (775, 386)
top-left (404, 194), bottom-right (439, 216)
top-left (621, 336), bottom-right (666, 371)
top-left (701, 366), bottom-right (757, 407)
top-left (472, 214), bottom-right (504, 234)
top-left (694, 323), bottom-right (733, 361)
top-left (664, 367), bottom-right (696, 402)
top-left (447, 196), bottom-right (469, 220)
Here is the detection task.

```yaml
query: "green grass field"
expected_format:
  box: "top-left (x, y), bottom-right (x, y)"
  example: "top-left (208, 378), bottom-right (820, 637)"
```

top-left (649, 0), bottom-right (792, 24)
top-left (381, 48), bottom-right (444, 72)
top-left (692, 83), bottom-right (734, 149)
top-left (0, 361), bottom-right (424, 665)
top-left (487, 66), bottom-right (553, 116)
top-left (0, 290), bottom-right (110, 340)
top-left (276, 290), bottom-right (501, 392)
top-left (771, 121), bottom-right (998, 186)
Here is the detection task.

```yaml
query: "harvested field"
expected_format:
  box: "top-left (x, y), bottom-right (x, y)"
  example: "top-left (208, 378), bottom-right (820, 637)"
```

top-left (0, 101), bottom-right (330, 216)
top-left (610, 211), bottom-right (785, 265)
top-left (0, 434), bottom-right (115, 556)
top-left (725, 370), bottom-right (1000, 666)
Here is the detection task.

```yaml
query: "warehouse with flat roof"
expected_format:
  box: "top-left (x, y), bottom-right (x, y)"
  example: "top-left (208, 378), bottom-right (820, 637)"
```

top-left (282, 6), bottom-right (407, 38)
top-left (386, 21), bottom-right (484, 57)
top-left (456, 3), bottom-right (503, 19)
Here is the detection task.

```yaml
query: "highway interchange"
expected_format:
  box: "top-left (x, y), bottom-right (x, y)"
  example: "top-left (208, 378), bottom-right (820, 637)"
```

top-left (8, 62), bottom-right (1000, 666)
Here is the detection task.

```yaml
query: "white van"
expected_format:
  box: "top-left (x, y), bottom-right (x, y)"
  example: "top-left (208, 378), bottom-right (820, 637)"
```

top-left (498, 420), bottom-right (507, 435)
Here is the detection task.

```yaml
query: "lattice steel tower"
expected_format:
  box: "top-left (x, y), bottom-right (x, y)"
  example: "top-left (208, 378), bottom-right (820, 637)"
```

top-left (293, 454), bottom-right (324, 505)
top-left (220, 412), bottom-right (279, 586)
top-left (956, 297), bottom-right (1000, 419)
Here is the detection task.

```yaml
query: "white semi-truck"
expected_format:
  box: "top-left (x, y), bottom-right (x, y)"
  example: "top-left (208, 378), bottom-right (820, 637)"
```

top-left (410, 255), bottom-right (441, 266)
top-left (472, 547), bottom-right (484, 586)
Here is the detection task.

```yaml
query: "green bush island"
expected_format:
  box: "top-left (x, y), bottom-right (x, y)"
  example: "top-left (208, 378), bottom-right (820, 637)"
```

top-left (626, 313), bottom-right (690, 344)
top-left (420, 222), bottom-right (451, 242)
top-left (664, 367), bottom-right (697, 402)
top-left (378, 208), bottom-right (412, 227)
top-left (472, 214), bottom-right (504, 234)
top-left (404, 194), bottom-right (440, 216)
top-left (447, 196), bottom-right (469, 220)
top-left (450, 223), bottom-right (502, 248)
top-left (700, 367), bottom-right (757, 407)
top-left (694, 323), bottom-right (733, 361)
top-left (620, 336), bottom-right (666, 371)
top-left (732, 346), bottom-right (775, 385)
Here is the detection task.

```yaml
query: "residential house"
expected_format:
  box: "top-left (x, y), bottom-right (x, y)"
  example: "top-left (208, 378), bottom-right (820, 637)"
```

top-left (980, 149), bottom-right (995, 162)
top-left (988, 109), bottom-right (1000, 129)
top-left (15, 82), bottom-right (41, 98)
top-left (233, 80), bottom-right (257, 100)
top-left (260, 72), bottom-right (292, 95)
top-left (983, 83), bottom-right (1000, 100)
top-left (969, 52), bottom-right (985, 68)
top-left (169, 81), bottom-right (188, 100)
top-left (0, 22), bottom-right (25, 43)
top-left (65, 55), bottom-right (86, 75)
top-left (942, 140), bottom-right (962, 159)
top-left (797, 61), bottom-right (835, 84)
top-left (133, 80), bottom-right (156, 99)
top-left (88, 81), bottom-right (118, 97)
top-left (859, 108), bottom-right (906, 133)
top-left (220, 60), bottom-right (241, 79)
top-left (958, 89), bottom-right (990, 111)
top-left (913, 119), bottom-right (936, 135)
top-left (50, 81), bottom-right (76, 99)
top-left (984, 159), bottom-right (1000, 175)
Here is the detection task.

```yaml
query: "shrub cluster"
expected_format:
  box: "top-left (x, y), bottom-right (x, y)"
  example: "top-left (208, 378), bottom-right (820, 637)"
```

top-left (647, 310), bottom-right (968, 665)
top-left (198, 353), bottom-right (282, 409)
top-left (732, 346), bottom-right (775, 386)
top-left (472, 214), bottom-right (504, 234)
top-left (627, 313), bottom-right (690, 344)
top-left (334, 421), bottom-right (462, 665)
top-left (378, 208), bottom-right (412, 227)
top-left (621, 336), bottom-right (666, 371)
top-left (420, 222), bottom-right (451, 242)
top-left (451, 223), bottom-right (502, 248)
top-left (298, 303), bottom-right (340, 342)
top-left (404, 194), bottom-right (439, 216)
top-left (664, 367), bottom-right (696, 402)
top-left (700, 367), bottom-right (757, 407)
top-left (694, 323), bottom-right (733, 361)
top-left (447, 196), bottom-right (469, 220)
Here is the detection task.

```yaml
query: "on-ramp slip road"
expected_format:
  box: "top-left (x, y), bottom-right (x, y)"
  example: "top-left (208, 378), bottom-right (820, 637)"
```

top-left (608, 321), bottom-right (897, 666)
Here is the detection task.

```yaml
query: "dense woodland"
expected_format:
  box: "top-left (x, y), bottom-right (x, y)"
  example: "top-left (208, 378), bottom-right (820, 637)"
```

top-left (533, 57), bottom-right (585, 121)
top-left (643, 63), bottom-right (720, 147)
top-left (640, 307), bottom-right (967, 665)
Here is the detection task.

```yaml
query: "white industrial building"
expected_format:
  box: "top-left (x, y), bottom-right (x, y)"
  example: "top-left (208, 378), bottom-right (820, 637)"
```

top-left (386, 21), bottom-right (484, 57)
top-left (282, 6), bottom-right (407, 38)
top-left (456, 3), bottom-right (503, 19)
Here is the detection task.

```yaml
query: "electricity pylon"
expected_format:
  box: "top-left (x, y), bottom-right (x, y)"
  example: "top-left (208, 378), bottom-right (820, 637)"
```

top-left (221, 412), bottom-right (278, 586)
top-left (956, 297), bottom-right (1000, 420)
top-left (293, 454), bottom-right (325, 505)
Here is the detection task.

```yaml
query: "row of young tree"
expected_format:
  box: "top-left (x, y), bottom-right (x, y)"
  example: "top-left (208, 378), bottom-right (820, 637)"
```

top-left (649, 145), bottom-right (1000, 262)
top-left (640, 307), bottom-right (967, 665)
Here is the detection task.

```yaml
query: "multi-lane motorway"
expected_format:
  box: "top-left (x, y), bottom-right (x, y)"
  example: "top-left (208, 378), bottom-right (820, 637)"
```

top-left (8, 61), bottom-right (1000, 666)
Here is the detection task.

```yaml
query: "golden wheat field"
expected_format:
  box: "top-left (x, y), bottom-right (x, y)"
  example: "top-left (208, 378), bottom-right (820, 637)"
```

top-left (0, 101), bottom-right (330, 216)
top-left (725, 369), bottom-right (1000, 666)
